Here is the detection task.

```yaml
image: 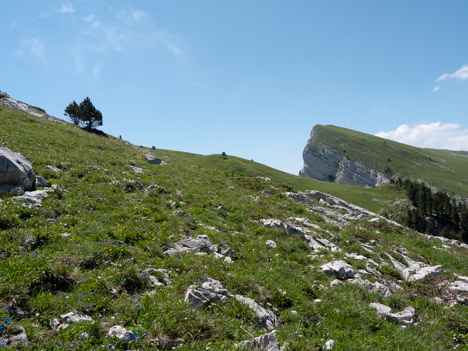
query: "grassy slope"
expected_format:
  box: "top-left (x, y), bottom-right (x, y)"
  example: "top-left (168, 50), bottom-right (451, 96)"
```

top-left (310, 125), bottom-right (468, 197)
top-left (0, 106), bottom-right (467, 350)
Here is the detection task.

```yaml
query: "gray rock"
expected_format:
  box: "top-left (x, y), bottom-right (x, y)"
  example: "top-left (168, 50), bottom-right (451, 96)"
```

top-left (164, 235), bottom-right (235, 262)
top-left (320, 260), bottom-right (356, 280)
top-left (349, 277), bottom-right (401, 298)
top-left (266, 240), bottom-right (277, 248)
top-left (143, 268), bottom-right (172, 286)
top-left (449, 280), bottom-right (468, 293)
top-left (304, 235), bottom-right (341, 252)
top-left (239, 331), bottom-right (283, 351)
top-left (184, 278), bottom-right (229, 307)
top-left (107, 325), bottom-right (135, 342)
top-left (256, 176), bottom-right (272, 182)
top-left (35, 176), bottom-right (49, 188)
top-left (80, 332), bottom-right (90, 340)
top-left (128, 165), bottom-right (144, 174)
top-left (260, 218), bottom-right (304, 236)
top-left (370, 302), bottom-right (416, 325)
top-left (0, 184), bottom-right (25, 196)
top-left (6, 326), bottom-right (28, 346)
top-left (0, 147), bottom-right (35, 190)
top-left (325, 339), bottom-right (335, 350)
top-left (234, 295), bottom-right (278, 331)
top-left (386, 253), bottom-right (443, 282)
top-left (214, 206), bottom-right (227, 212)
top-left (345, 253), bottom-right (367, 261)
top-left (13, 190), bottom-right (48, 206)
top-left (262, 190), bottom-right (272, 195)
top-left (330, 279), bottom-right (342, 287)
top-left (60, 311), bottom-right (93, 323)
top-left (145, 154), bottom-right (162, 164)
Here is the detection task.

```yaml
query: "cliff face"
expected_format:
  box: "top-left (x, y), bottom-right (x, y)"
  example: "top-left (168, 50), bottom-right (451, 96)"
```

top-left (299, 127), bottom-right (389, 187)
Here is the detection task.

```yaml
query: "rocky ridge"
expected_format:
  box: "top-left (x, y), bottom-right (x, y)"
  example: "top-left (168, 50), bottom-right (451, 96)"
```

top-left (299, 125), bottom-right (390, 187)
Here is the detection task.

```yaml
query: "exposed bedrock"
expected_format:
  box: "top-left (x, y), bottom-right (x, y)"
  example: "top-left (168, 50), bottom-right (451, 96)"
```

top-left (299, 128), bottom-right (389, 187)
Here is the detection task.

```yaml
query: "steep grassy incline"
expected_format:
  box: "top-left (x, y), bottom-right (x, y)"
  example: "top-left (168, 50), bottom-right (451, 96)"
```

top-left (309, 125), bottom-right (468, 198)
top-left (0, 106), bottom-right (467, 350)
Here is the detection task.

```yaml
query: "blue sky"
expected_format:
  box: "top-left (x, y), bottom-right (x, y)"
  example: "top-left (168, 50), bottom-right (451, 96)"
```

top-left (2, 1), bottom-right (468, 174)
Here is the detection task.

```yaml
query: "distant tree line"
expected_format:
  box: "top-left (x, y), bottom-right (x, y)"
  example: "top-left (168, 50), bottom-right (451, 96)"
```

top-left (392, 177), bottom-right (468, 242)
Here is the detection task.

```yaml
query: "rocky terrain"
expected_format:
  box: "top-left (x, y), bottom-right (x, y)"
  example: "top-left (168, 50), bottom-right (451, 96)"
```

top-left (0, 99), bottom-right (467, 349)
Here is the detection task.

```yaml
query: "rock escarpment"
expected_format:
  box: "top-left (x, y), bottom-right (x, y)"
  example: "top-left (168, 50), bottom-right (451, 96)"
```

top-left (299, 126), bottom-right (389, 187)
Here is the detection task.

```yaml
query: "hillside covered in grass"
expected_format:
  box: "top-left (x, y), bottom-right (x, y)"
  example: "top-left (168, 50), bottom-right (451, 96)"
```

top-left (0, 104), bottom-right (467, 350)
top-left (302, 125), bottom-right (468, 198)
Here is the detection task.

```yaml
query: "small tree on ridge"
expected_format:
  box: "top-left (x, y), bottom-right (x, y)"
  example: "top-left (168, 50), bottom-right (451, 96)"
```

top-left (64, 97), bottom-right (103, 130)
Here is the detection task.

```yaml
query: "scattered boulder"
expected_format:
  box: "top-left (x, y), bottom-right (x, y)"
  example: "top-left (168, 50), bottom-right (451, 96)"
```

top-left (142, 268), bottom-right (172, 287)
top-left (262, 190), bottom-right (272, 195)
top-left (304, 235), bottom-right (341, 252)
top-left (385, 253), bottom-right (443, 282)
top-left (0, 326), bottom-right (28, 347)
top-left (324, 339), bottom-right (335, 350)
top-left (320, 260), bottom-right (356, 280)
top-left (107, 325), bottom-right (135, 342)
top-left (266, 240), bottom-right (277, 248)
top-left (145, 154), bottom-right (162, 164)
top-left (256, 176), bottom-right (272, 182)
top-left (260, 218), bottom-right (304, 236)
top-left (60, 311), bottom-right (93, 323)
top-left (448, 280), bottom-right (468, 293)
top-left (0, 147), bottom-right (35, 190)
top-left (128, 165), bottom-right (144, 174)
top-left (13, 190), bottom-right (48, 206)
top-left (234, 295), bottom-right (278, 331)
top-left (164, 235), bottom-right (234, 263)
top-left (239, 331), bottom-right (286, 351)
top-left (369, 303), bottom-right (417, 325)
top-left (185, 278), bottom-right (229, 307)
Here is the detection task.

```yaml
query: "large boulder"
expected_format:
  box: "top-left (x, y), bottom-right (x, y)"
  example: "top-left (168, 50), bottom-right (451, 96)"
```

top-left (0, 147), bottom-right (35, 190)
top-left (320, 260), bottom-right (356, 280)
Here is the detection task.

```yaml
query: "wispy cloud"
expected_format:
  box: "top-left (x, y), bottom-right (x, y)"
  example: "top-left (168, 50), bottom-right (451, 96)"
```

top-left (20, 38), bottom-right (46, 61)
top-left (59, 3), bottom-right (75, 14)
top-left (181, 80), bottom-right (205, 88)
top-left (375, 122), bottom-right (468, 150)
top-left (434, 64), bottom-right (468, 91)
top-left (373, 105), bottom-right (388, 113)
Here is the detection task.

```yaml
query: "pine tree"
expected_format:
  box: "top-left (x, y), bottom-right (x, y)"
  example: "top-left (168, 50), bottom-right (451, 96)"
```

top-left (64, 97), bottom-right (103, 130)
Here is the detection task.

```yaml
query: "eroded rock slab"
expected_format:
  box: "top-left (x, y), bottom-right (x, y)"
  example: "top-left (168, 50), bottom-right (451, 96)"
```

top-left (184, 278), bottom-right (229, 307)
top-left (234, 295), bottom-right (278, 331)
top-left (320, 260), bottom-right (356, 280)
top-left (370, 303), bottom-right (416, 325)
top-left (239, 331), bottom-right (286, 351)
top-left (164, 235), bottom-right (234, 263)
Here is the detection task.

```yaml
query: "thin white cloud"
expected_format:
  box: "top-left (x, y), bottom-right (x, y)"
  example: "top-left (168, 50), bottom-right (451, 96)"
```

top-left (434, 64), bottom-right (468, 91)
top-left (20, 38), bottom-right (46, 61)
top-left (375, 122), bottom-right (468, 151)
top-left (181, 80), bottom-right (205, 88)
top-left (436, 65), bottom-right (468, 82)
top-left (59, 3), bottom-right (75, 14)
top-left (373, 105), bottom-right (388, 113)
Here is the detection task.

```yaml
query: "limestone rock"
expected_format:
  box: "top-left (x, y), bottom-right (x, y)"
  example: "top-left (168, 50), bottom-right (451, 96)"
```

top-left (266, 240), bottom-right (277, 248)
top-left (184, 278), bottom-right (229, 307)
top-left (325, 339), bottom-right (335, 350)
top-left (256, 176), bottom-right (272, 182)
top-left (449, 280), bottom-right (468, 293)
top-left (13, 190), bottom-right (48, 206)
top-left (0, 147), bottom-right (35, 190)
top-left (370, 303), bottom-right (416, 325)
top-left (320, 260), bottom-right (356, 280)
top-left (239, 331), bottom-right (284, 351)
top-left (128, 165), bottom-right (144, 174)
top-left (107, 325), bottom-right (135, 342)
top-left (234, 295), bottom-right (278, 331)
top-left (145, 154), bottom-right (162, 164)
top-left (260, 218), bottom-right (304, 236)
top-left (60, 311), bottom-right (93, 323)
top-left (5, 326), bottom-right (28, 347)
